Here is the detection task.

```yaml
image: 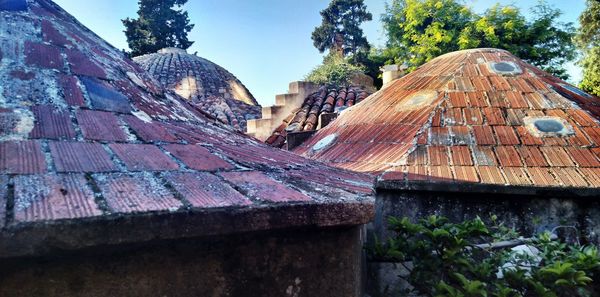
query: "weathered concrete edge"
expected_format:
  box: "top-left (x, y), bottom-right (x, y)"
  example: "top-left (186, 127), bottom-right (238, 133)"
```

top-left (0, 201), bottom-right (374, 259)
top-left (376, 180), bottom-right (600, 198)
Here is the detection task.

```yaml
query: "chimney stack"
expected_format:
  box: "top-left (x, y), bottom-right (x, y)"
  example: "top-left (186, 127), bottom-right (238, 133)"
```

top-left (381, 64), bottom-right (405, 85)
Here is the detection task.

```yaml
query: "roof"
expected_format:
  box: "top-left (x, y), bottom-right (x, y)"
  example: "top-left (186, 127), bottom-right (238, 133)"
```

top-left (133, 48), bottom-right (261, 131)
top-left (266, 86), bottom-right (370, 148)
top-left (0, 0), bottom-right (373, 258)
top-left (294, 48), bottom-right (600, 194)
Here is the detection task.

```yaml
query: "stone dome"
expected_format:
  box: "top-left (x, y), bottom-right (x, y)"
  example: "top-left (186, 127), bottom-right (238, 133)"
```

top-left (133, 48), bottom-right (261, 130)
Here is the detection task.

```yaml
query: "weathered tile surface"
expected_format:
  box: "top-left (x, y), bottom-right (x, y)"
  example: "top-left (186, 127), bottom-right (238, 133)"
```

top-left (94, 173), bottom-right (182, 213)
top-left (164, 144), bottom-right (232, 171)
top-left (294, 48), bottom-right (600, 190)
top-left (30, 105), bottom-right (76, 140)
top-left (221, 171), bottom-right (311, 203)
top-left (163, 172), bottom-right (251, 208)
top-left (110, 143), bottom-right (178, 171)
top-left (13, 174), bottom-right (102, 222)
top-left (0, 141), bottom-right (46, 174)
top-left (76, 109), bottom-right (127, 142)
top-left (50, 142), bottom-right (117, 173)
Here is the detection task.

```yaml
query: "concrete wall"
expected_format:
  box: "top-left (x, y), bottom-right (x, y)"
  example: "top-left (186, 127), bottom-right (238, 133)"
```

top-left (367, 189), bottom-right (600, 297)
top-left (0, 226), bottom-right (364, 297)
top-left (247, 82), bottom-right (319, 141)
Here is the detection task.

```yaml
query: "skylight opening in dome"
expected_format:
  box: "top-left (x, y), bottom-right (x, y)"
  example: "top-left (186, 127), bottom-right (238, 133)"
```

top-left (311, 134), bottom-right (337, 153)
top-left (558, 83), bottom-right (593, 98)
top-left (524, 116), bottom-right (574, 137)
top-left (488, 61), bottom-right (522, 76)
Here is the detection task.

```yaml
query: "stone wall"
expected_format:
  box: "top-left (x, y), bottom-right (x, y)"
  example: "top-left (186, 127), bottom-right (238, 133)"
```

top-left (0, 226), bottom-right (365, 297)
top-left (367, 188), bottom-right (600, 296)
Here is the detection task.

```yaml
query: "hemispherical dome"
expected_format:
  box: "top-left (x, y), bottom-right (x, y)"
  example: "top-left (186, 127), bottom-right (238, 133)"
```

top-left (134, 48), bottom-right (261, 130)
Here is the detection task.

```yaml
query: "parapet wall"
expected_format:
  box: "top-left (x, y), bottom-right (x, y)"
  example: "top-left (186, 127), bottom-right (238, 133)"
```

top-left (247, 81), bottom-right (320, 141)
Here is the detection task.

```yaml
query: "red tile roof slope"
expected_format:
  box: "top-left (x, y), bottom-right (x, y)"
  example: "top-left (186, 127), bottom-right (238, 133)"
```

top-left (266, 86), bottom-right (370, 148)
top-left (134, 48), bottom-right (261, 131)
top-left (294, 48), bottom-right (600, 191)
top-left (0, 0), bottom-right (373, 258)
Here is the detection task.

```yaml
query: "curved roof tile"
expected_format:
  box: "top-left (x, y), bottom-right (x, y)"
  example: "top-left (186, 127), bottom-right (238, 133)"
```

top-left (294, 48), bottom-right (600, 192)
top-left (266, 86), bottom-right (370, 148)
top-left (0, 0), bottom-right (373, 258)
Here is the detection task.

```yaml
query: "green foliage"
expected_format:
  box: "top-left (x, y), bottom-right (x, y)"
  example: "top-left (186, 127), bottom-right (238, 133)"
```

top-left (576, 0), bottom-right (600, 97)
top-left (382, 0), bottom-right (576, 79)
top-left (312, 0), bottom-right (373, 56)
top-left (370, 216), bottom-right (600, 297)
top-left (305, 53), bottom-right (366, 86)
top-left (348, 48), bottom-right (393, 88)
top-left (122, 0), bottom-right (194, 57)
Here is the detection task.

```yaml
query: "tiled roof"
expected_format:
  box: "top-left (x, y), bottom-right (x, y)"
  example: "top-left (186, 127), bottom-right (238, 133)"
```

top-left (134, 48), bottom-right (261, 131)
top-left (266, 86), bottom-right (370, 148)
top-left (0, 0), bottom-right (373, 258)
top-left (294, 48), bottom-right (600, 191)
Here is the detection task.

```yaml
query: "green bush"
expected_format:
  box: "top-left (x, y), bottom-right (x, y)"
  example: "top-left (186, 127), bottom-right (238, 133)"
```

top-left (305, 53), bottom-right (365, 85)
top-left (370, 215), bottom-right (600, 297)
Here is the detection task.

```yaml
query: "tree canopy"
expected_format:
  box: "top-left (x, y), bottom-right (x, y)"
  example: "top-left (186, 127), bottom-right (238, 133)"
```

top-left (382, 0), bottom-right (576, 79)
top-left (576, 0), bottom-right (600, 96)
top-left (122, 0), bottom-right (194, 57)
top-left (311, 0), bottom-right (373, 56)
top-left (305, 52), bottom-right (366, 85)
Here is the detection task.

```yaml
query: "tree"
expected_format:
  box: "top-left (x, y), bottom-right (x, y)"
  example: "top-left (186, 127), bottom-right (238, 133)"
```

top-left (305, 52), bottom-right (366, 85)
top-left (122, 0), bottom-right (194, 57)
top-left (312, 0), bottom-right (373, 56)
top-left (383, 0), bottom-right (576, 79)
top-left (576, 0), bottom-right (600, 97)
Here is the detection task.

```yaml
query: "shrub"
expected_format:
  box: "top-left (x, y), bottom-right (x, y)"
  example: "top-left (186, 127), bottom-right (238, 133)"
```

top-left (305, 53), bottom-right (365, 85)
top-left (370, 215), bottom-right (600, 296)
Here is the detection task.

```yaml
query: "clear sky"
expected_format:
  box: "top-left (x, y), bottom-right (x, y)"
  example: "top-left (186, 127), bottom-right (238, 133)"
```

top-left (53, 0), bottom-right (586, 107)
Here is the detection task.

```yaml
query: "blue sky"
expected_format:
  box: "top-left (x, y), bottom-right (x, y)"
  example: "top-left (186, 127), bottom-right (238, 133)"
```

top-left (53, 0), bottom-right (586, 106)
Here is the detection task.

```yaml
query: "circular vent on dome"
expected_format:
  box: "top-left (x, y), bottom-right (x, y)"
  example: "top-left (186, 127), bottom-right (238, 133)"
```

top-left (311, 134), bottom-right (337, 152)
top-left (488, 61), bottom-right (522, 75)
top-left (524, 116), bottom-right (574, 137)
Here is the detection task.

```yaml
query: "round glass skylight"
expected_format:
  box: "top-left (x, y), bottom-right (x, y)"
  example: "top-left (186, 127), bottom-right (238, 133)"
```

top-left (488, 61), bottom-right (522, 76)
top-left (558, 83), bottom-right (592, 98)
top-left (523, 116), bottom-right (574, 137)
top-left (311, 134), bottom-right (337, 152)
top-left (534, 119), bottom-right (564, 133)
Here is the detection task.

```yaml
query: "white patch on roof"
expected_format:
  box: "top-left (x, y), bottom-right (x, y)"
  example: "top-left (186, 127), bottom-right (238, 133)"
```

top-left (0, 108), bottom-right (34, 141)
top-left (312, 134), bottom-right (337, 153)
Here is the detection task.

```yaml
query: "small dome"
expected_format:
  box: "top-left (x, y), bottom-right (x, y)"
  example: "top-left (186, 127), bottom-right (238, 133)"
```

top-left (133, 49), bottom-right (261, 131)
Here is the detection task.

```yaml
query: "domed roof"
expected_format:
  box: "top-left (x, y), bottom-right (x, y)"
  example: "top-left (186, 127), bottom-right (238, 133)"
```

top-left (294, 48), bottom-right (600, 193)
top-left (0, 0), bottom-right (373, 257)
top-left (133, 48), bottom-right (260, 130)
